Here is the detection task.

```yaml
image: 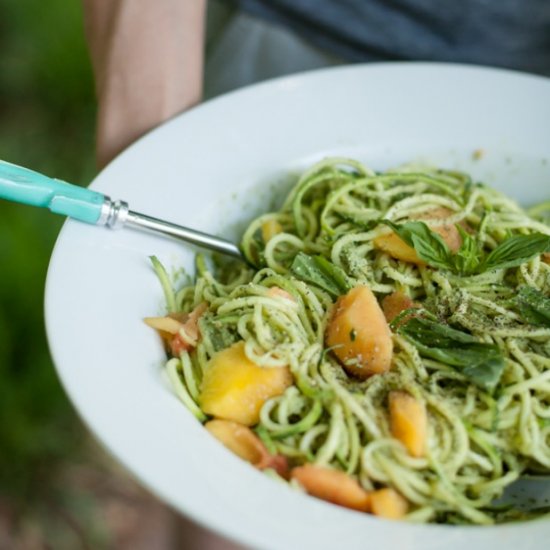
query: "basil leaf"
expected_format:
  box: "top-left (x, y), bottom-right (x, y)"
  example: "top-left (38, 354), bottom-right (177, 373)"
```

top-left (381, 221), bottom-right (550, 277)
top-left (480, 233), bottom-right (550, 272)
top-left (399, 317), bottom-right (505, 391)
top-left (515, 286), bottom-right (550, 328)
top-left (399, 316), bottom-right (478, 346)
top-left (313, 255), bottom-right (353, 293)
top-left (382, 220), bottom-right (453, 271)
top-left (453, 225), bottom-right (482, 276)
top-left (462, 358), bottom-right (506, 392)
top-left (290, 252), bottom-right (352, 297)
top-left (388, 307), bottom-right (422, 330)
top-left (199, 316), bottom-right (239, 352)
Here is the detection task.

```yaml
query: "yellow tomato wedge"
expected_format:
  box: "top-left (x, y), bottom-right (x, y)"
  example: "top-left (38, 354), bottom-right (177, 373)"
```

top-left (199, 341), bottom-right (293, 426)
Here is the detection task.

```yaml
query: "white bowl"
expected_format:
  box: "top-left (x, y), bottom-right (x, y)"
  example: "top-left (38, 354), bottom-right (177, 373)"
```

top-left (45, 63), bottom-right (550, 550)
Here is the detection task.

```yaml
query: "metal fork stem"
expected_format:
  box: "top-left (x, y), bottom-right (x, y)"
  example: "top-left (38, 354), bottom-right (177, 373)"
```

top-left (98, 198), bottom-right (245, 261)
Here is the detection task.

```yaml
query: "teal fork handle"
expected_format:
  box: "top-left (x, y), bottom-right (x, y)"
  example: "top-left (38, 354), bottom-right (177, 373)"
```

top-left (0, 160), bottom-right (106, 224)
top-left (0, 159), bottom-right (246, 261)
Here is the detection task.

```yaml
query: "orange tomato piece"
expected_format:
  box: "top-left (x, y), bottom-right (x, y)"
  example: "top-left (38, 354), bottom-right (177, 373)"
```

top-left (205, 419), bottom-right (288, 477)
top-left (389, 391), bottom-right (428, 458)
top-left (291, 464), bottom-right (371, 512)
top-left (326, 286), bottom-right (393, 379)
top-left (381, 291), bottom-right (420, 325)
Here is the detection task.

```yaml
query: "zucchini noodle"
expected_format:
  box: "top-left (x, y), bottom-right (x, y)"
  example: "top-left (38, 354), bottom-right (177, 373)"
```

top-left (154, 158), bottom-right (550, 524)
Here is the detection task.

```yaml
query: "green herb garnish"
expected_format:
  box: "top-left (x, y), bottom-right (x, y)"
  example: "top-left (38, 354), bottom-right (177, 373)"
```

top-left (452, 225), bottom-right (483, 275)
top-left (481, 233), bottom-right (550, 272)
top-left (382, 221), bottom-right (550, 276)
top-left (382, 220), bottom-right (451, 271)
top-left (290, 252), bottom-right (352, 297)
top-left (198, 316), bottom-right (239, 352)
top-left (398, 317), bottom-right (505, 391)
top-left (515, 286), bottom-right (550, 328)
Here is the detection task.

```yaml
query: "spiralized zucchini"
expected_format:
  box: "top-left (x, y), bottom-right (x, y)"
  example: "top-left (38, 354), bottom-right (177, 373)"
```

top-left (156, 158), bottom-right (550, 524)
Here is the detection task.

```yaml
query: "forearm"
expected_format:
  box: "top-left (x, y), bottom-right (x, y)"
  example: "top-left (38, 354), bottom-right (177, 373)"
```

top-left (82, 0), bottom-right (206, 167)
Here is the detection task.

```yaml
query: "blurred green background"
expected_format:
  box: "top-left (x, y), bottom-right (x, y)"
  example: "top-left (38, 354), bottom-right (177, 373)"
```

top-left (0, 2), bottom-right (165, 547)
top-left (0, 0), bottom-right (93, 496)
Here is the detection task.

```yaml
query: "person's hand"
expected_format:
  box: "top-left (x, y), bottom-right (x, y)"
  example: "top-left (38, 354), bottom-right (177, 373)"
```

top-left (83, 0), bottom-right (206, 168)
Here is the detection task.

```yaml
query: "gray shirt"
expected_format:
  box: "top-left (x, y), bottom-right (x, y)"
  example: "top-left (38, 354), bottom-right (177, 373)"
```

top-left (230, 0), bottom-right (550, 76)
